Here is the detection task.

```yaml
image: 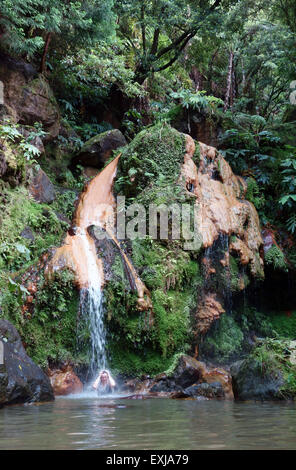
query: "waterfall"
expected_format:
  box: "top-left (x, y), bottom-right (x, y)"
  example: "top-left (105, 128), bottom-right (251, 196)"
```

top-left (80, 287), bottom-right (106, 375)
top-left (46, 153), bottom-right (151, 377)
top-left (77, 228), bottom-right (107, 375)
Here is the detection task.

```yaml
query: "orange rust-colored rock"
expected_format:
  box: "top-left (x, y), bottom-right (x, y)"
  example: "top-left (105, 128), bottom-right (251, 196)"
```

top-left (180, 135), bottom-right (264, 278)
top-left (45, 155), bottom-right (120, 289)
top-left (47, 364), bottom-right (83, 396)
top-left (201, 367), bottom-right (234, 400)
top-left (45, 154), bottom-right (152, 312)
top-left (195, 293), bottom-right (225, 336)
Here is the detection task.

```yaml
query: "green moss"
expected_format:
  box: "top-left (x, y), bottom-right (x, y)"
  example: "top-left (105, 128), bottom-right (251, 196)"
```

top-left (265, 245), bottom-right (288, 271)
top-left (105, 237), bottom-right (202, 375)
top-left (108, 344), bottom-right (173, 376)
top-left (245, 177), bottom-right (265, 209)
top-left (270, 311), bottom-right (296, 339)
top-left (0, 185), bottom-right (69, 271)
top-left (193, 143), bottom-right (200, 166)
top-left (201, 306), bottom-right (275, 363)
top-left (115, 123), bottom-right (186, 198)
top-left (248, 338), bottom-right (296, 398)
top-left (151, 289), bottom-right (192, 358)
top-left (201, 314), bottom-right (244, 361)
top-left (0, 270), bottom-right (80, 368)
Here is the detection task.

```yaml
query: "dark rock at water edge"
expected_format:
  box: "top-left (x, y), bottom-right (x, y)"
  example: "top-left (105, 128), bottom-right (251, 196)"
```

top-left (183, 382), bottom-right (225, 399)
top-left (0, 319), bottom-right (54, 406)
top-left (231, 359), bottom-right (285, 401)
top-left (149, 355), bottom-right (208, 393)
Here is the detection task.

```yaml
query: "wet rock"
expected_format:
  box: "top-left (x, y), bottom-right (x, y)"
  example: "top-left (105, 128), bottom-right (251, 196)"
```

top-left (20, 226), bottom-right (35, 242)
top-left (0, 319), bottom-right (54, 405)
top-left (47, 364), bottom-right (83, 396)
top-left (171, 355), bottom-right (206, 388)
top-left (147, 355), bottom-right (233, 400)
top-left (149, 355), bottom-right (206, 393)
top-left (231, 359), bottom-right (285, 401)
top-left (150, 379), bottom-right (182, 393)
top-left (28, 167), bottom-right (56, 204)
top-left (262, 228), bottom-right (276, 254)
top-left (180, 136), bottom-right (264, 279)
top-left (72, 129), bottom-right (127, 169)
top-left (184, 382), bottom-right (224, 398)
top-left (20, 127), bottom-right (45, 155)
top-left (83, 167), bottom-right (99, 180)
top-left (195, 294), bottom-right (225, 336)
top-left (0, 54), bottom-right (60, 140)
top-left (55, 212), bottom-right (71, 228)
top-left (0, 371), bottom-right (8, 404)
top-left (202, 367), bottom-right (234, 399)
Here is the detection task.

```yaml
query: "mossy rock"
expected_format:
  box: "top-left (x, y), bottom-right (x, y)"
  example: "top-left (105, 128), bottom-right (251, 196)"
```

top-left (73, 129), bottom-right (127, 168)
top-left (115, 123), bottom-right (186, 198)
top-left (231, 338), bottom-right (296, 400)
top-left (265, 245), bottom-right (288, 272)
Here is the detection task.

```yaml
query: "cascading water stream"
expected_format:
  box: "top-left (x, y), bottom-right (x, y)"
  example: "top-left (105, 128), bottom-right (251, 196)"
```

top-left (46, 153), bottom-right (152, 380)
top-left (46, 155), bottom-right (121, 377)
top-left (80, 287), bottom-right (106, 375)
top-left (76, 227), bottom-right (106, 375)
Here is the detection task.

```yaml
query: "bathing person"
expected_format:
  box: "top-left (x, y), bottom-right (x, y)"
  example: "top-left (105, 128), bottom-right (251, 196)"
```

top-left (92, 370), bottom-right (116, 395)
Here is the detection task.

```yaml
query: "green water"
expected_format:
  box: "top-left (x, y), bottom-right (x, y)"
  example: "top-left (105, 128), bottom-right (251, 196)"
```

top-left (0, 394), bottom-right (296, 450)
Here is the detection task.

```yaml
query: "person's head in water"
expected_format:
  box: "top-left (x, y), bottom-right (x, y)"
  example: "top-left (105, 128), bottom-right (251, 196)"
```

top-left (92, 369), bottom-right (116, 391)
top-left (100, 370), bottom-right (109, 385)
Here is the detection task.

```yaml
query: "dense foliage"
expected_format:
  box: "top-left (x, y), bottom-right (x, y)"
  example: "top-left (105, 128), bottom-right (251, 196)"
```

top-left (0, 0), bottom-right (295, 379)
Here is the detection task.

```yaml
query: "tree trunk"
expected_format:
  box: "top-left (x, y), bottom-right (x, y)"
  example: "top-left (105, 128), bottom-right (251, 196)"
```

top-left (40, 32), bottom-right (52, 74)
top-left (224, 50), bottom-right (234, 112)
top-left (230, 56), bottom-right (236, 108)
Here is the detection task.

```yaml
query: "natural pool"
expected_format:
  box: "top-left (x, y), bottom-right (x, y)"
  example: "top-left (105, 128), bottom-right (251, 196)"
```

top-left (0, 392), bottom-right (295, 450)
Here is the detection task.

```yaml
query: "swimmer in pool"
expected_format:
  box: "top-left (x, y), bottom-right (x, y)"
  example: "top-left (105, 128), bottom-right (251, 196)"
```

top-left (92, 370), bottom-right (116, 395)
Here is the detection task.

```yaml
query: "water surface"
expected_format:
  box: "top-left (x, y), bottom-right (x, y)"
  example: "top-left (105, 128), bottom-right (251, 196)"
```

top-left (0, 393), bottom-right (295, 450)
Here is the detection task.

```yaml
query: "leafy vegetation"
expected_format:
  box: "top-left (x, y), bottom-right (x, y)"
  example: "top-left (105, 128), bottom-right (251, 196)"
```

top-left (0, 0), bottom-right (296, 383)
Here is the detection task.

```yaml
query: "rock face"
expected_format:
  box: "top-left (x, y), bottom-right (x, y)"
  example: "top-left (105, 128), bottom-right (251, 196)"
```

top-left (181, 137), bottom-right (264, 277)
top-left (180, 135), bottom-right (264, 335)
top-left (195, 294), bottom-right (225, 336)
top-left (0, 319), bottom-right (54, 406)
top-left (0, 52), bottom-right (60, 139)
top-left (147, 355), bottom-right (233, 399)
top-left (47, 364), bottom-right (83, 396)
top-left (72, 129), bottom-right (127, 169)
top-left (28, 167), bottom-right (56, 204)
top-left (231, 359), bottom-right (285, 401)
top-left (0, 142), bottom-right (24, 186)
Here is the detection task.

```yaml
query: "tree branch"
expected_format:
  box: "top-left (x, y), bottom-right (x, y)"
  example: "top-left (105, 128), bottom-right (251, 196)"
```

top-left (150, 28), bottom-right (160, 55)
top-left (155, 0), bottom-right (223, 60)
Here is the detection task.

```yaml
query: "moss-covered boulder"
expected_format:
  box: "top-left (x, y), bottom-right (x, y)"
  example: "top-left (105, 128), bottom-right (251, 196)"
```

top-left (73, 129), bottom-right (127, 168)
top-left (231, 339), bottom-right (296, 400)
top-left (115, 123), bottom-right (188, 198)
top-left (0, 141), bottom-right (25, 186)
